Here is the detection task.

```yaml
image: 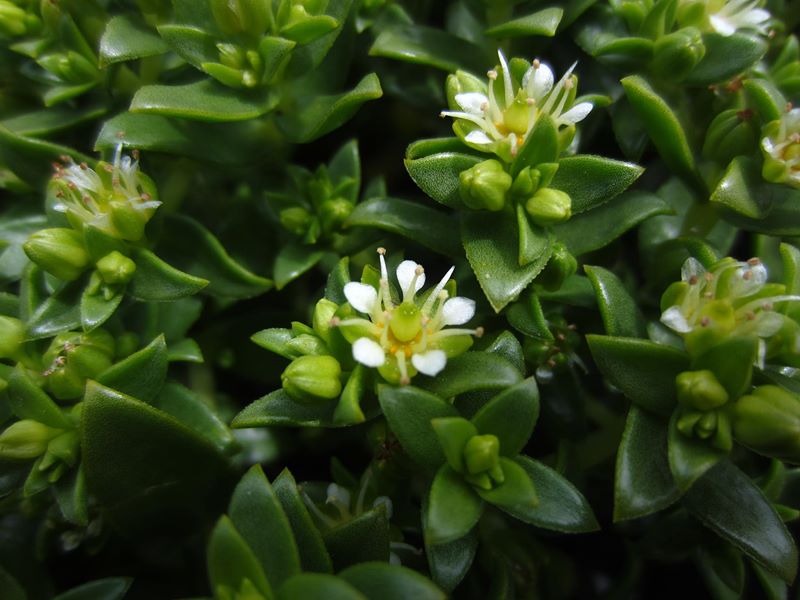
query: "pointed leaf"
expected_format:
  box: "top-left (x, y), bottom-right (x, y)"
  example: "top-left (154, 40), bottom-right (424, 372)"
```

top-left (668, 410), bottom-right (727, 492)
top-left (585, 265), bottom-right (647, 338)
top-left (485, 7), bottom-right (564, 37)
top-left (339, 563), bottom-right (446, 600)
top-left (129, 248), bottom-right (209, 301)
top-left (278, 574), bottom-right (365, 600)
top-left (369, 25), bottom-right (489, 72)
top-left (323, 508), bottom-right (390, 570)
top-left (426, 465), bottom-right (483, 545)
top-left (419, 352), bottom-right (523, 399)
top-left (550, 155), bottom-right (644, 214)
top-left (100, 15), bottom-right (168, 66)
top-left (471, 377), bottom-right (539, 456)
top-left (405, 138), bottom-right (482, 209)
top-left (97, 335), bottom-right (168, 403)
top-left (207, 516), bottom-right (274, 600)
top-left (7, 366), bottom-right (70, 428)
top-left (26, 279), bottom-right (82, 339)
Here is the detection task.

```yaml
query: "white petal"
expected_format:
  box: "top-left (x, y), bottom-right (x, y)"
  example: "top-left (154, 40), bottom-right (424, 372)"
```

top-left (681, 257), bottom-right (705, 282)
top-left (464, 130), bottom-right (493, 145)
top-left (326, 483), bottom-right (351, 507)
top-left (729, 263), bottom-right (767, 297)
top-left (455, 92), bottom-right (489, 115)
top-left (710, 14), bottom-right (737, 35)
top-left (411, 350), bottom-right (447, 376)
top-left (754, 312), bottom-right (785, 337)
top-left (661, 306), bottom-right (692, 333)
top-left (442, 297), bottom-right (476, 325)
top-left (396, 260), bottom-right (426, 294)
top-left (352, 337), bottom-right (385, 367)
top-left (525, 62), bottom-right (554, 101)
top-left (739, 8), bottom-right (770, 25)
top-left (559, 102), bottom-right (593, 124)
top-left (344, 282), bottom-right (378, 313)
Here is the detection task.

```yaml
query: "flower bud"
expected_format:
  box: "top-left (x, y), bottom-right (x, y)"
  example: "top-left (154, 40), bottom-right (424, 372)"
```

top-left (537, 242), bottom-right (578, 291)
top-left (319, 197), bottom-right (354, 231)
top-left (463, 434), bottom-right (500, 475)
top-left (733, 385), bottom-right (800, 462)
top-left (281, 355), bottom-right (342, 404)
top-left (651, 27), bottom-right (706, 82)
top-left (109, 198), bottom-right (150, 241)
top-left (0, 316), bottom-right (25, 360)
top-left (676, 370), bottom-right (729, 411)
top-left (510, 166), bottom-right (541, 200)
top-left (0, 420), bottom-right (62, 460)
top-left (23, 228), bottom-right (89, 281)
top-left (459, 159), bottom-right (512, 211)
top-left (0, 1), bottom-right (39, 36)
top-left (702, 109), bottom-right (757, 164)
top-left (280, 207), bottom-right (313, 235)
top-left (211, 0), bottom-right (270, 37)
top-left (525, 188), bottom-right (572, 226)
top-left (43, 330), bottom-right (115, 401)
top-left (96, 251), bottom-right (136, 285)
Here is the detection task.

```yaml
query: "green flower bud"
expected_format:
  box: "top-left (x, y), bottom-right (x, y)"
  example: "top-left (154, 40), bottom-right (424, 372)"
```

top-left (282, 355), bottom-right (342, 404)
top-left (459, 159), bottom-right (512, 211)
top-left (96, 251), bottom-right (136, 285)
top-left (761, 109), bottom-right (800, 188)
top-left (651, 27), bottom-right (706, 82)
top-left (537, 242), bottom-right (578, 291)
top-left (0, 316), bottom-right (25, 360)
top-left (211, 0), bottom-right (270, 36)
top-left (280, 207), bottom-right (313, 235)
top-left (733, 385), bottom-right (800, 462)
top-left (43, 330), bottom-right (115, 401)
top-left (319, 197), bottom-right (353, 231)
top-left (510, 166), bottom-right (541, 200)
top-left (676, 370), bottom-right (729, 411)
top-left (0, 1), bottom-right (39, 36)
top-left (702, 109), bottom-right (757, 164)
top-left (0, 420), bottom-right (62, 460)
top-left (23, 228), bottom-right (89, 281)
top-left (285, 334), bottom-right (327, 356)
top-left (446, 70), bottom-right (485, 110)
top-left (525, 188), bottom-right (572, 226)
top-left (463, 434), bottom-right (501, 477)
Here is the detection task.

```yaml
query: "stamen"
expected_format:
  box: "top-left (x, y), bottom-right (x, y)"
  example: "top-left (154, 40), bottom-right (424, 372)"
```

top-left (422, 266), bottom-right (454, 315)
top-left (688, 276), bottom-right (699, 285)
top-left (533, 59), bottom-right (540, 69)
top-left (404, 265), bottom-right (425, 302)
top-left (487, 70), bottom-right (497, 80)
top-left (747, 258), bottom-right (760, 266)
top-left (396, 351), bottom-right (410, 385)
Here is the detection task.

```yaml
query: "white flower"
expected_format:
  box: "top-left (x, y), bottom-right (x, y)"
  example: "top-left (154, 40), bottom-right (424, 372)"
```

top-left (440, 50), bottom-right (593, 162)
top-left (761, 107), bottom-right (800, 188)
top-left (335, 249), bottom-right (482, 385)
top-left (50, 144), bottom-right (161, 240)
top-left (706, 0), bottom-right (770, 36)
top-left (661, 257), bottom-right (800, 364)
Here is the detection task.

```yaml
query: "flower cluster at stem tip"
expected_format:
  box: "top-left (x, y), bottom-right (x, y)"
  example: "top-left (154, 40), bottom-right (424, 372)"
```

top-left (761, 106), bottom-right (800, 188)
top-left (441, 50), bottom-right (593, 162)
top-left (690, 0), bottom-right (771, 37)
top-left (333, 249), bottom-right (483, 385)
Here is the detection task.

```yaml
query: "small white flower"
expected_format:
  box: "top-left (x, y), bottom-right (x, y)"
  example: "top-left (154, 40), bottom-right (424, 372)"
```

top-left (761, 107), bottom-right (800, 188)
top-left (706, 0), bottom-right (770, 36)
top-left (336, 249), bottom-right (482, 385)
top-left (440, 51), bottom-right (592, 162)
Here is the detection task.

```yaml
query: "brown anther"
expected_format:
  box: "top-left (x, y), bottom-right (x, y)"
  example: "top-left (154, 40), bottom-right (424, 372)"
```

top-left (400, 376), bottom-right (410, 386)
top-left (704, 272), bottom-right (714, 282)
top-left (131, 149), bottom-right (140, 160)
top-left (564, 79), bottom-right (574, 90)
top-left (736, 109), bottom-right (753, 121)
top-left (526, 98), bottom-right (535, 106)
top-left (116, 130), bottom-right (126, 139)
top-left (533, 59), bottom-right (541, 68)
top-left (725, 78), bottom-right (743, 93)
top-left (791, 133), bottom-right (800, 144)
top-left (475, 327), bottom-right (485, 338)
top-left (746, 311), bottom-right (756, 321)
top-left (743, 270), bottom-right (752, 281)
top-left (52, 162), bottom-right (62, 171)
top-left (415, 265), bottom-right (424, 275)
top-left (55, 191), bottom-right (63, 198)
top-left (330, 317), bottom-right (341, 326)
top-left (701, 316), bottom-right (711, 327)
top-left (83, 195), bottom-right (91, 204)
top-left (556, 333), bottom-right (566, 342)
top-left (59, 154), bottom-right (71, 163)
top-left (480, 102), bottom-right (488, 111)
top-left (141, 192), bottom-right (151, 201)
top-left (747, 257), bottom-right (760, 266)
top-left (79, 162), bottom-right (88, 170)
top-left (103, 164), bottom-right (114, 172)
top-left (762, 302), bottom-right (774, 311)
top-left (377, 247), bottom-right (386, 255)
top-left (708, 84), bottom-right (719, 92)
top-left (567, 323), bottom-right (577, 330)
top-left (546, 359), bottom-right (557, 368)
top-left (787, 102), bottom-right (794, 112)
top-left (689, 275), bottom-right (699, 285)
top-left (67, 182), bottom-right (77, 190)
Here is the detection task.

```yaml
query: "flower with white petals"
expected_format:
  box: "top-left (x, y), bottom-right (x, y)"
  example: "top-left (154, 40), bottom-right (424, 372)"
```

top-left (334, 249), bottom-right (482, 385)
top-left (660, 257), bottom-right (800, 364)
top-left (761, 107), bottom-right (800, 188)
top-left (49, 145), bottom-right (161, 241)
top-left (440, 50), bottom-right (593, 162)
top-left (704, 0), bottom-right (770, 36)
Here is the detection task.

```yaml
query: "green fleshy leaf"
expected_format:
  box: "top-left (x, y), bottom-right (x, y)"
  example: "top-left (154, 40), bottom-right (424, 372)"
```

top-left (233, 389), bottom-right (365, 429)
top-left (554, 191), bottom-right (672, 256)
top-left (404, 138), bottom-right (482, 208)
top-left (328, 139), bottom-right (361, 203)
top-left (26, 279), bottom-right (83, 339)
top-left (167, 338), bottom-right (204, 363)
top-left (369, 25), bottom-right (489, 72)
top-left (587, 335), bottom-right (689, 417)
top-left (0, 214), bottom-right (46, 283)
top-left (482, 330), bottom-right (526, 375)
top-left (550, 155), bottom-right (643, 214)
top-left (685, 33), bottom-right (768, 85)
top-left (131, 80), bottom-right (278, 122)
top-left (506, 293), bottom-right (553, 340)
top-left (485, 7), bottom-right (564, 37)
top-left (710, 156), bottom-right (766, 219)
top-left (378, 385), bottom-right (458, 470)
top-left (470, 378), bottom-right (539, 457)
top-left (277, 574), bottom-right (364, 600)
top-left (668, 410), bottom-right (727, 492)
top-left (272, 469), bottom-right (334, 574)
top-left (97, 334), bottom-right (168, 403)
top-left (513, 456), bottom-right (599, 532)
top-left (82, 381), bottom-right (229, 532)
top-left (743, 79), bottom-right (786, 123)
top-left (419, 352), bottom-right (523, 399)
top-left (156, 24), bottom-right (217, 70)
top-left (207, 516), bottom-right (274, 600)
top-left (274, 243), bottom-right (324, 290)
top-left (53, 577), bottom-right (133, 600)
top-left (53, 465), bottom-right (88, 526)
top-left (153, 383), bottom-right (234, 452)
top-left (251, 329), bottom-right (299, 360)
top-left (323, 508), bottom-right (390, 571)
top-left (621, 76), bottom-right (696, 181)
top-left (426, 465), bottom-right (483, 545)
top-left (684, 461), bottom-right (798, 583)
top-left (100, 15), bottom-right (168, 66)
top-left (229, 465), bottom-right (301, 588)
top-left (431, 417), bottom-right (477, 473)
top-left (80, 286), bottom-right (123, 332)
top-left (781, 242), bottom-right (800, 296)
top-left (691, 336), bottom-right (757, 399)
top-left (345, 197), bottom-right (460, 257)
top-left (128, 248), bottom-right (209, 302)
top-left (614, 407), bottom-right (681, 521)
top-left (325, 257), bottom-right (350, 305)
top-left (333, 364), bottom-right (369, 425)
top-left (585, 265), bottom-right (647, 338)
top-left (425, 528), bottom-right (477, 594)
top-left (7, 366), bottom-right (70, 428)
top-left (477, 457), bottom-right (538, 514)
top-left (277, 73), bottom-right (383, 143)
top-left (462, 209), bottom-right (553, 312)
top-left (339, 563), bottom-right (445, 600)
top-left (2, 105), bottom-right (105, 138)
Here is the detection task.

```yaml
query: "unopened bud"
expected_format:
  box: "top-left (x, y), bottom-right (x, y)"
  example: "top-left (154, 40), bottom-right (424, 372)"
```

top-left (0, 420), bottom-right (62, 460)
top-left (702, 109), bottom-right (757, 164)
top-left (537, 242), bottom-right (578, 291)
top-left (23, 228), bottom-right (89, 281)
top-left (459, 159), bottom-right (512, 211)
top-left (651, 27), bottom-right (706, 82)
top-left (0, 316), bottom-right (25, 360)
top-left (96, 251), bottom-right (136, 285)
top-left (280, 207), bottom-right (313, 235)
top-left (281, 355), bottom-right (342, 404)
top-left (525, 188), bottom-right (572, 226)
top-left (676, 370), bottom-right (729, 411)
top-left (463, 434), bottom-right (501, 477)
top-left (43, 330), bottom-right (115, 400)
top-left (733, 385), bottom-right (800, 461)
